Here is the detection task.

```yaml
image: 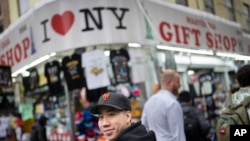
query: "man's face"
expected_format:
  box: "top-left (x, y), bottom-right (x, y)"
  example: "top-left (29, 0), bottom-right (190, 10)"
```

top-left (98, 106), bottom-right (131, 141)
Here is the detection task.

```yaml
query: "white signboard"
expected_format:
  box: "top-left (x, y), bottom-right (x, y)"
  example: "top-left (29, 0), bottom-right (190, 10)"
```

top-left (142, 0), bottom-right (243, 53)
top-left (0, 0), bottom-right (248, 73)
top-left (0, 0), bottom-right (144, 72)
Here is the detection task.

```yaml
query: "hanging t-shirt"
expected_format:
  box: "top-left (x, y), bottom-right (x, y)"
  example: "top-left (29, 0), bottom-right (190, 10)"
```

top-left (86, 87), bottom-right (108, 103)
top-left (128, 48), bottom-right (148, 83)
top-left (0, 92), bottom-right (15, 111)
top-left (0, 66), bottom-right (12, 87)
top-left (18, 103), bottom-right (34, 121)
top-left (81, 50), bottom-right (110, 90)
top-left (110, 48), bottom-right (131, 84)
top-left (44, 60), bottom-right (63, 95)
top-left (62, 54), bottom-right (85, 91)
top-left (0, 117), bottom-right (7, 138)
top-left (28, 67), bottom-right (39, 90)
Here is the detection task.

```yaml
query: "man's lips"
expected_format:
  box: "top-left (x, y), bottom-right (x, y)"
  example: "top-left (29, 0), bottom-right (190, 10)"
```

top-left (103, 129), bottom-right (114, 135)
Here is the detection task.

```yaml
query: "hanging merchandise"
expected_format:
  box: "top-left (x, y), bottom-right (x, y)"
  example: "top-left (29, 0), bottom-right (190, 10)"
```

top-left (0, 116), bottom-right (10, 139)
top-left (128, 48), bottom-right (148, 84)
top-left (0, 65), bottom-right (12, 87)
top-left (62, 53), bottom-right (85, 91)
top-left (86, 87), bottom-right (108, 103)
top-left (0, 92), bottom-right (15, 113)
top-left (81, 50), bottom-right (110, 90)
top-left (18, 102), bottom-right (34, 122)
top-left (110, 48), bottom-right (131, 84)
top-left (44, 60), bottom-right (63, 95)
top-left (28, 67), bottom-right (40, 91)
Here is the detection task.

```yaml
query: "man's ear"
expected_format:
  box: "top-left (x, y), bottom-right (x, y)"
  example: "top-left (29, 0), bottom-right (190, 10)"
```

top-left (125, 111), bottom-right (132, 123)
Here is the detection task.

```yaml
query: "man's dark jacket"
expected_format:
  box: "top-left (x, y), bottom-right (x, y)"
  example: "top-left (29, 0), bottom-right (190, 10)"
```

top-left (115, 121), bottom-right (156, 141)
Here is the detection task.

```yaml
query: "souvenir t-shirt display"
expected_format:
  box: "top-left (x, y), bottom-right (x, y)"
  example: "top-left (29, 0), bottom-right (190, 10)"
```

top-left (18, 103), bottom-right (34, 121)
top-left (81, 50), bottom-right (110, 90)
top-left (28, 67), bottom-right (39, 90)
top-left (110, 48), bottom-right (131, 84)
top-left (128, 48), bottom-right (148, 83)
top-left (0, 92), bottom-right (15, 112)
top-left (0, 116), bottom-right (10, 138)
top-left (62, 54), bottom-right (85, 91)
top-left (44, 60), bottom-right (63, 95)
top-left (0, 66), bottom-right (12, 87)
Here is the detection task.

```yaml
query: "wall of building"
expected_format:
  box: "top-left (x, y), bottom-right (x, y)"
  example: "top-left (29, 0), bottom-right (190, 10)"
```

top-left (239, 0), bottom-right (250, 32)
top-left (1, 0), bottom-right (10, 30)
top-left (29, 0), bottom-right (39, 8)
top-left (8, 0), bottom-right (39, 24)
top-left (8, 0), bottom-right (19, 24)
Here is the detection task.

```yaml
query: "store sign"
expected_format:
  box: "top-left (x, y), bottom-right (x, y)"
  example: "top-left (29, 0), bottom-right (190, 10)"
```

top-left (142, 1), bottom-right (243, 53)
top-left (0, 0), bottom-right (144, 72)
top-left (32, 0), bottom-right (144, 54)
top-left (0, 0), bottom-right (248, 73)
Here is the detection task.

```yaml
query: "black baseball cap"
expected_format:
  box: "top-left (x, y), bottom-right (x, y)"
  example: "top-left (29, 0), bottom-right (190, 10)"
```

top-left (89, 92), bottom-right (131, 115)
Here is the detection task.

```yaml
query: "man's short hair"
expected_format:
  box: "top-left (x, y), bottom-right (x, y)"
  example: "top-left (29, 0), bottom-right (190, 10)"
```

top-left (236, 64), bottom-right (250, 87)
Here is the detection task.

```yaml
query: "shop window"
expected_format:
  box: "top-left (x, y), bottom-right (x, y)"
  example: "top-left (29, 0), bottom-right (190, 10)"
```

top-left (243, 3), bottom-right (250, 30)
top-left (204, 0), bottom-right (215, 14)
top-left (176, 0), bottom-right (188, 6)
top-left (225, 0), bottom-right (236, 21)
top-left (18, 0), bottom-right (29, 16)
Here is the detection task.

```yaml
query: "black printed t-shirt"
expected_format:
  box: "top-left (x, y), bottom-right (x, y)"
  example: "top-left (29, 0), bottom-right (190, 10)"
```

top-left (28, 67), bottom-right (39, 90)
top-left (62, 54), bottom-right (85, 91)
top-left (110, 49), bottom-right (131, 84)
top-left (44, 60), bottom-right (63, 95)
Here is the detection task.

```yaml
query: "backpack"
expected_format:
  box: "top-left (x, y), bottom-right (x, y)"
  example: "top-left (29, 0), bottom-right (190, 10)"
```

top-left (216, 95), bottom-right (250, 141)
top-left (183, 110), bottom-right (201, 140)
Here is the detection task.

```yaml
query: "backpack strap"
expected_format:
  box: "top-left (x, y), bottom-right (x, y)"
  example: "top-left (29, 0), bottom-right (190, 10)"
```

top-left (241, 96), bottom-right (250, 107)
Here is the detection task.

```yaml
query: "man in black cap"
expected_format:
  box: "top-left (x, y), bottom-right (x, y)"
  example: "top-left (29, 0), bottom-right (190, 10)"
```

top-left (89, 92), bottom-right (156, 141)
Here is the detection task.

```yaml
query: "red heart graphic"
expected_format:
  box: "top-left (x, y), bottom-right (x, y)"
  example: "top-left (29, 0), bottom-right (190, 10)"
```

top-left (51, 11), bottom-right (74, 35)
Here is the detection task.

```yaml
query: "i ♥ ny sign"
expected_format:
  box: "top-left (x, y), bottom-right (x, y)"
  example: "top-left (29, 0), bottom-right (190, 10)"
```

top-left (0, 0), bottom-right (142, 73)
top-left (38, 3), bottom-right (134, 46)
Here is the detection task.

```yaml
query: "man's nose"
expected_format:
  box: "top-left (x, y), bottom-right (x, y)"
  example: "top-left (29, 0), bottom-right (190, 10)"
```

top-left (102, 116), bottom-right (110, 127)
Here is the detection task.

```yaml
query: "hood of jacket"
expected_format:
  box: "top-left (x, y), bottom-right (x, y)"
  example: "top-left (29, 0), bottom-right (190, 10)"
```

top-left (115, 121), bottom-right (156, 141)
top-left (230, 87), bottom-right (250, 108)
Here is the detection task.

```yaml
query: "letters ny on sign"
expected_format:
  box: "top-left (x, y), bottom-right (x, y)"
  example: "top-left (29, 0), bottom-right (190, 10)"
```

top-left (230, 125), bottom-right (250, 141)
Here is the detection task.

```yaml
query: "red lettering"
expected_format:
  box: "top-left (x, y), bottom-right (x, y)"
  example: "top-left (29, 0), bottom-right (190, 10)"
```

top-left (14, 44), bottom-right (22, 63)
top-left (0, 55), bottom-right (6, 65)
top-left (231, 38), bottom-right (236, 52)
top-left (182, 26), bottom-right (190, 45)
top-left (206, 32), bottom-right (213, 48)
top-left (223, 36), bottom-right (230, 51)
top-left (159, 22), bottom-right (172, 42)
top-left (192, 29), bottom-right (201, 47)
top-left (205, 32), bottom-right (237, 52)
top-left (6, 48), bottom-right (14, 66)
top-left (0, 37), bottom-right (30, 67)
top-left (173, 24), bottom-right (181, 43)
top-left (215, 34), bottom-right (222, 50)
top-left (22, 37), bottom-right (30, 58)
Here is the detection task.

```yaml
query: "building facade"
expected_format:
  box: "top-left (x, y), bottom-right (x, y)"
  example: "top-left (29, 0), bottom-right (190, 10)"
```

top-left (1, 0), bottom-right (249, 34)
top-left (165, 0), bottom-right (250, 33)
